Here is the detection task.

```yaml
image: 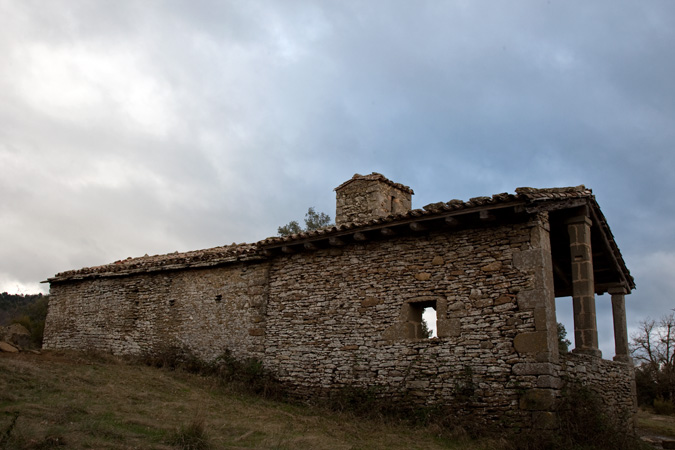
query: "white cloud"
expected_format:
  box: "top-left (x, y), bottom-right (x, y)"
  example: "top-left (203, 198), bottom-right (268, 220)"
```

top-left (10, 42), bottom-right (178, 137)
top-left (0, 0), bottom-right (672, 339)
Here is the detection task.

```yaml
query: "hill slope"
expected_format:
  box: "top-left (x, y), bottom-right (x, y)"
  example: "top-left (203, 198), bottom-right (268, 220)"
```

top-left (0, 351), bottom-right (475, 450)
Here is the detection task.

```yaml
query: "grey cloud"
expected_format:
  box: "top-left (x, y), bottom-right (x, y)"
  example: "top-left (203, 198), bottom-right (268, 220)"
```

top-left (0, 1), bottom-right (673, 354)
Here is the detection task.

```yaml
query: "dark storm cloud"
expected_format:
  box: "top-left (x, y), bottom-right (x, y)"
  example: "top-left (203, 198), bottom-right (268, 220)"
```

top-left (1, 0), bottom-right (673, 356)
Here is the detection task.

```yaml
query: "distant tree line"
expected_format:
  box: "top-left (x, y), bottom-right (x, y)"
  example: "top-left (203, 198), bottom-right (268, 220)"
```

top-left (0, 292), bottom-right (49, 347)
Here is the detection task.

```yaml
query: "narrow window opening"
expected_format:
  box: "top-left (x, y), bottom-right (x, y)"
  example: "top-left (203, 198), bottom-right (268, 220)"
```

top-left (555, 296), bottom-right (574, 353)
top-left (406, 300), bottom-right (437, 339)
top-left (422, 306), bottom-right (437, 338)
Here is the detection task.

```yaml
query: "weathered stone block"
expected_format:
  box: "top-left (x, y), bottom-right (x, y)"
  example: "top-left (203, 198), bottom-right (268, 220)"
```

top-left (514, 332), bottom-right (548, 354)
top-left (537, 375), bottom-right (562, 389)
top-left (517, 290), bottom-right (540, 310)
top-left (361, 297), bottom-right (381, 307)
top-left (513, 249), bottom-right (545, 271)
top-left (481, 261), bottom-right (502, 272)
top-left (437, 318), bottom-right (461, 337)
top-left (519, 389), bottom-right (556, 411)
top-left (494, 295), bottom-right (513, 305)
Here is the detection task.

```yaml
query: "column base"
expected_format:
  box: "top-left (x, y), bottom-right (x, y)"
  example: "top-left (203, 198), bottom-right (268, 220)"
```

top-left (572, 348), bottom-right (602, 358)
top-left (613, 355), bottom-right (633, 364)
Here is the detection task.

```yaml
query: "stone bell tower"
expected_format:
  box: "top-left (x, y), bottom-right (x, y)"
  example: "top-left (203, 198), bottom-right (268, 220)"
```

top-left (334, 173), bottom-right (414, 226)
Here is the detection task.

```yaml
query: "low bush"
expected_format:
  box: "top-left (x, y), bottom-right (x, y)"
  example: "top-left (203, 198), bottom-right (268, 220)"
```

top-left (654, 397), bottom-right (675, 415)
top-left (9, 295), bottom-right (49, 348)
top-left (168, 418), bottom-right (210, 450)
top-left (138, 345), bottom-right (284, 400)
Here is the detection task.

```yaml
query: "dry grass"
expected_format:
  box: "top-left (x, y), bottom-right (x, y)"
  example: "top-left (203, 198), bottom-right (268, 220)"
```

top-left (636, 407), bottom-right (675, 439)
top-left (0, 351), bottom-right (498, 449)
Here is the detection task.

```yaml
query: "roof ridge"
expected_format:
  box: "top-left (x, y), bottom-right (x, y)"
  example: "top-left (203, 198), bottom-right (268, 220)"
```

top-left (334, 172), bottom-right (414, 194)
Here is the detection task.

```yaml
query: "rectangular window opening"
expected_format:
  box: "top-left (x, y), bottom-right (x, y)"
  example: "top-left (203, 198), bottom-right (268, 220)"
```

top-left (406, 300), bottom-right (437, 339)
top-left (422, 306), bottom-right (437, 338)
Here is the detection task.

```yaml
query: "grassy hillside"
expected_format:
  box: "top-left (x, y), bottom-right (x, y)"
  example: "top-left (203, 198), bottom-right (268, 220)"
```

top-left (0, 351), bottom-right (489, 450)
top-left (1, 351), bottom-right (660, 449)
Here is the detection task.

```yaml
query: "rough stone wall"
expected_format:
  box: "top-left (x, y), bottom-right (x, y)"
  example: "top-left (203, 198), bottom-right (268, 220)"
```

top-left (335, 179), bottom-right (412, 225)
top-left (264, 215), bottom-right (558, 427)
top-left (559, 353), bottom-right (637, 424)
top-left (43, 262), bottom-right (269, 361)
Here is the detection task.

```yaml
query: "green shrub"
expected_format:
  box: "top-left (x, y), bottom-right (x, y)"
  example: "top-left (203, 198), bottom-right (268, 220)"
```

top-left (168, 419), bottom-right (209, 450)
top-left (139, 346), bottom-right (284, 400)
top-left (654, 396), bottom-right (674, 415)
top-left (9, 295), bottom-right (49, 348)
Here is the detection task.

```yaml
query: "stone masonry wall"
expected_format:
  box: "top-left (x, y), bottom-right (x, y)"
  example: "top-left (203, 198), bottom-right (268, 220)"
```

top-left (43, 262), bottom-right (269, 361)
top-left (559, 353), bottom-right (637, 425)
top-left (264, 215), bottom-right (559, 428)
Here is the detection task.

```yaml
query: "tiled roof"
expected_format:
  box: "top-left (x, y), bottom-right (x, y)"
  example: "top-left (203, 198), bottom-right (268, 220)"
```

top-left (334, 172), bottom-right (415, 194)
top-left (49, 243), bottom-right (260, 282)
top-left (259, 185), bottom-right (592, 246)
top-left (50, 185), bottom-right (628, 284)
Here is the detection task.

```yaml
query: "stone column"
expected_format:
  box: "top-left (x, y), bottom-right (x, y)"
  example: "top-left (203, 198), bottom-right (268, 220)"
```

top-left (566, 215), bottom-right (601, 357)
top-left (609, 287), bottom-right (632, 363)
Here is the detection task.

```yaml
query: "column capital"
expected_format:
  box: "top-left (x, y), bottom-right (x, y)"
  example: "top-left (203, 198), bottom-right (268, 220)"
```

top-left (565, 215), bottom-right (592, 227)
top-left (608, 286), bottom-right (629, 295)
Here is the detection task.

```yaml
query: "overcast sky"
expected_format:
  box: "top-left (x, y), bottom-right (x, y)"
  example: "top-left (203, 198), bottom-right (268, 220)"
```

top-left (1, 1), bottom-right (673, 357)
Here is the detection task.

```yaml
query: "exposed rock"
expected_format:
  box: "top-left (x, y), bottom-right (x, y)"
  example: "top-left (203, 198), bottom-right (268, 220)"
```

top-left (0, 341), bottom-right (19, 353)
top-left (1, 323), bottom-right (31, 348)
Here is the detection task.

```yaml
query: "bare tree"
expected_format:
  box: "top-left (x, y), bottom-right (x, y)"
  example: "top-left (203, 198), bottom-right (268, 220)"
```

top-left (631, 313), bottom-right (675, 403)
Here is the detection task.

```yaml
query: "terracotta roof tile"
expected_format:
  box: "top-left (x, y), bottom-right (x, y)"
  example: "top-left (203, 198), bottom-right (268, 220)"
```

top-left (49, 186), bottom-right (601, 282)
top-left (334, 172), bottom-right (415, 194)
